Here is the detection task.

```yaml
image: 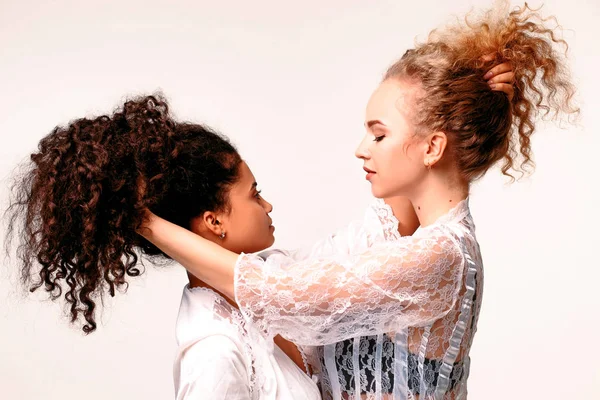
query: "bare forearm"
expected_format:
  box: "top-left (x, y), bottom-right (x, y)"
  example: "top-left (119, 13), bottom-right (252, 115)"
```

top-left (139, 212), bottom-right (238, 299)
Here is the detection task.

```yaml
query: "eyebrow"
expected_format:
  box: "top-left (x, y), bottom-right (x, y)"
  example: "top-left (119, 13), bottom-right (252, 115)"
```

top-left (250, 182), bottom-right (257, 191)
top-left (365, 119), bottom-right (386, 129)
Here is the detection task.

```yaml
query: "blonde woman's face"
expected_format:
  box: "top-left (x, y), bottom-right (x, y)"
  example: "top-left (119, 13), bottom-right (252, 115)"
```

top-left (355, 79), bottom-right (428, 199)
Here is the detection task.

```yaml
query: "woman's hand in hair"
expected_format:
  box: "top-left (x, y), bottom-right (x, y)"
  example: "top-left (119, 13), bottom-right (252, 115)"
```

top-left (482, 53), bottom-right (515, 101)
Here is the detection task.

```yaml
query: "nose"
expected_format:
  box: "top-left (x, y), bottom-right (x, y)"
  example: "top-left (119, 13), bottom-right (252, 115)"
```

top-left (355, 134), bottom-right (371, 160)
top-left (262, 198), bottom-right (273, 214)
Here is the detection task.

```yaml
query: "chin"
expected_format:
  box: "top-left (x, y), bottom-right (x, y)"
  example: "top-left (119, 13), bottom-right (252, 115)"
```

top-left (371, 182), bottom-right (408, 199)
top-left (370, 185), bottom-right (391, 199)
top-left (255, 236), bottom-right (276, 253)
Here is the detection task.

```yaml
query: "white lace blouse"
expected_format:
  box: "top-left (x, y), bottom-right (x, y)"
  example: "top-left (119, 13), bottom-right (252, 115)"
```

top-left (235, 199), bottom-right (483, 400)
top-left (173, 285), bottom-right (321, 399)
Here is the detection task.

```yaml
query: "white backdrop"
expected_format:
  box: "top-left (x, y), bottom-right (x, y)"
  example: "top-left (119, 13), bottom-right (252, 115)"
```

top-left (0, 0), bottom-right (598, 399)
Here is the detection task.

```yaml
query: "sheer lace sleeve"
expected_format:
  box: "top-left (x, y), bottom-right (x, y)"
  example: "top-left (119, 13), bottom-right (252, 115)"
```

top-left (235, 226), bottom-right (464, 345)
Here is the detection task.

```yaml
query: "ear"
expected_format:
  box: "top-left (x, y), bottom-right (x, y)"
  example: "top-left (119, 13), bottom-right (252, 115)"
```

top-left (190, 210), bottom-right (225, 237)
top-left (424, 131), bottom-right (448, 167)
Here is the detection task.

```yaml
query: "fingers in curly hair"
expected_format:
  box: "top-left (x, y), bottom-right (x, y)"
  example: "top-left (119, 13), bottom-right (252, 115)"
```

top-left (488, 71), bottom-right (515, 85)
top-left (489, 83), bottom-right (514, 100)
top-left (484, 62), bottom-right (513, 80)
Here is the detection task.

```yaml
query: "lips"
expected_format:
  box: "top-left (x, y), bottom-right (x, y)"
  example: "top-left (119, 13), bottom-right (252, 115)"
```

top-left (363, 166), bottom-right (376, 174)
top-left (364, 166), bottom-right (376, 181)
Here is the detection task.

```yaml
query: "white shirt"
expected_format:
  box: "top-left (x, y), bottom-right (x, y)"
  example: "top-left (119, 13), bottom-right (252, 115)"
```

top-left (173, 285), bottom-right (321, 400)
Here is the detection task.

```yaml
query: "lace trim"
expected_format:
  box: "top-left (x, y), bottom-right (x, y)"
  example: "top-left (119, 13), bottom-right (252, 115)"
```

top-left (433, 198), bottom-right (470, 226)
top-left (298, 347), bottom-right (312, 377)
top-left (228, 306), bottom-right (265, 400)
top-left (193, 286), bottom-right (263, 400)
top-left (186, 285), bottom-right (221, 295)
top-left (371, 197), bottom-right (470, 239)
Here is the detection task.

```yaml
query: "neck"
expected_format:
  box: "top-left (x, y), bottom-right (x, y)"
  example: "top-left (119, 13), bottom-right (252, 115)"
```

top-left (383, 196), bottom-right (421, 236)
top-left (187, 224), bottom-right (238, 308)
top-left (185, 227), bottom-right (240, 308)
top-left (409, 169), bottom-right (469, 227)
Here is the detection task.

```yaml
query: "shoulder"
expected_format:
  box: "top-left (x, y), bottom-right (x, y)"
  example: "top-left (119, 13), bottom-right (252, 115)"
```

top-left (366, 224), bottom-right (464, 271)
top-left (176, 286), bottom-right (246, 341)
